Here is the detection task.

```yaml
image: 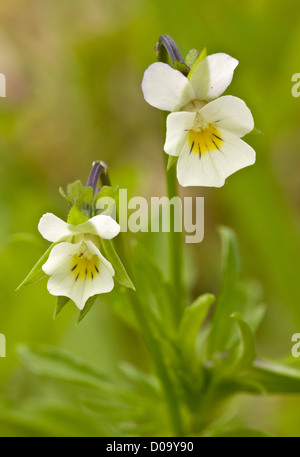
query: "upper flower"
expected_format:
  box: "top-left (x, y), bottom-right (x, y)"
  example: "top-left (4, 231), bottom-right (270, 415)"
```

top-left (142, 53), bottom-right (239, 112)
top-left (142, 52), bottom-right (256, 187)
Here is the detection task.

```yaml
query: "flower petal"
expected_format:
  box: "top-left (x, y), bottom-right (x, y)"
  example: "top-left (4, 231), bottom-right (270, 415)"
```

top-left (177, 130), bottom-right (255, 187)
top-left (75, 215), bottom-right (120, 239)
top-left (38, 213), bottom-right (73, 242)
top-left (142, 62), bottom-right (195, 112)
top-left (200, 96), bottom-right (254, 137)
top-left (164, 111), bottom-right (196, 156)
top-left (188, 53), bottom-right (239, 101)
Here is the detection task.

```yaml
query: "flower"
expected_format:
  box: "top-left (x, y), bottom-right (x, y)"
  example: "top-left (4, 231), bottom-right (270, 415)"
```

top-left (38, 213), bottom-right (120, 309)
top-left (42, 239), bottom-right (115, 310)
top-left (142, 53), bottom-right (255, 187)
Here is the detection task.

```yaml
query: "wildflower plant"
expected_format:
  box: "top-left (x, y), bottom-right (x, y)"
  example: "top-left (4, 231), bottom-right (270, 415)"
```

top-left (13, 35), bottom-right (300, 438)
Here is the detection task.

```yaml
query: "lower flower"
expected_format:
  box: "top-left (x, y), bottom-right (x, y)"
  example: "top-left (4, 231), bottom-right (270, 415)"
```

top-left (42, 239), bottom-right (115, 310)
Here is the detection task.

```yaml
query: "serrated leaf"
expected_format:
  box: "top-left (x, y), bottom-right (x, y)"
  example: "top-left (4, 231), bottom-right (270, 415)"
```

top-left (178, 293), bottom-right (215, 360)
top-left (59, 186), bottom-right (72, 207)
top-left (67, 180), bottom-right (83, 204)
top-left (17, 344), bottom-right (108, 389)
top-left (101, 239), bottom-right (135, 290)
top-left (67, 205), bottom-right (89, 226)
top-left (230, 312), bottom-right (256, 373)
top-left (16, 243), bottom-right (55, 290)
top-left (75, 187), bottom-right (94, 218)
top-left (77, 295), bottom-right (98, 323)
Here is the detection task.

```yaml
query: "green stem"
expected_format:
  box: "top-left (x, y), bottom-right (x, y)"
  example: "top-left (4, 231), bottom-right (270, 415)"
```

top-left (157, 38), bottom-right (185, 319)
top-left (128, 289), bottom-right (184, 436)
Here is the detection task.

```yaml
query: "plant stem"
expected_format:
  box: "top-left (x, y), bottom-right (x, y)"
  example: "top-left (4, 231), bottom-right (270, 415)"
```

top-left (128, 289), bottom-right (184, 436)
top-left (157, 37), bottom-right (185, 319)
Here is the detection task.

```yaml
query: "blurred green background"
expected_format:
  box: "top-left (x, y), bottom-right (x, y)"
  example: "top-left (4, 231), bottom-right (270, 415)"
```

top-left (0, 0), bottom-right (300, 436)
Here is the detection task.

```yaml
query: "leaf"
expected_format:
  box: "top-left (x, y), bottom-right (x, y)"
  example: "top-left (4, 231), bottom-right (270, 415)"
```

top-left (100, 239), bottom-right (135, 290)
top-left (54, 296), bottom-right (70, 318)
top-left (178, 293), bottom-right (215, 360)
top-left (77, 295), bottom-right (98, 323)
top-left (239, 359), bottom-right (300, 394)
top-left (171, 60), bottom-right (190, 76)
top-left (67, 180), bottom-right (83, 204)
top-left (67, 205), bottom-right (89, 226)
top-left (59, 186), bottom-right (72, 207)
top-left (17, 344), bottom-right (108, 389)
top-left (16, 243), bottom-right (55, 290)
top-left (75, 186), bottom-right (94, 218)
top-left (208, 227), bottom-right (241, 355)
top-left (230, 312), bottom-right (256, 373)
top-left (95, 185), bottom-right (118, 217)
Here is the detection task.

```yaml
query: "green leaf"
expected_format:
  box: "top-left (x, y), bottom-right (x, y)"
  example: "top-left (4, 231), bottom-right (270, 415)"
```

top-left (16, 243), bottom-right (55, 290)
top-left (67, 180), bottom-right (83, 204)
top-left (67, 205), bottom-right (89, 226)
top-left (230, 312), bottom-right (256, 373)
top-left (17, 344), bottom-right (108, 389)
top-left (75, 186), bottom-right (94, 218)
top-left (187, 46), bottom-right (207, 80)
top-left (239, 359), bottom-right (300, 393)
top-left (178, 293), bottom-right (215, 360)
top-left (54, 296), bottom-right (70, 318)
top-left (77, 295), bottom-right (98, 323)
top-left (171, 60), bottom-right (190, 76)
top-left (95, 185), bottom-right (118, 216)
top-left (208, 227), bottom-right (241, 355)
top-left (59, 186), bottom-right (72, 207)
top-left (185, 48), bottom-right (200, 68)
top-left (101, 239), bottom-right (135, 290)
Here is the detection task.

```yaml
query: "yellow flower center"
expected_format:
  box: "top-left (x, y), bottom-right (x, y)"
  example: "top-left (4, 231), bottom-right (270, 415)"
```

top-left (188, 123), bottom-right (223, 156)
top-left (71, 253), bottom-right (100, 281)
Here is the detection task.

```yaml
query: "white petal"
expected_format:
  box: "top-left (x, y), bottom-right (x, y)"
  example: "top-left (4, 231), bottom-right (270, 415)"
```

top-left (38, 213), bottom-right (73, 242)
top-left (177, 139), bottom-right (225, 187)
top-left (200, 96), bottom-right (254, 137)
top-left (142, 62), bottom-right (195, 112)
top-left (189, 53), bottom-right (238, 101)
top-left (164, 112), bottom-right (196, 156)
top-left (177, 131), bottom-right (255, 187)
top-left (75, 215), bottom-right (120, 239)
top-left (42, 242), bottom-right (77, 275)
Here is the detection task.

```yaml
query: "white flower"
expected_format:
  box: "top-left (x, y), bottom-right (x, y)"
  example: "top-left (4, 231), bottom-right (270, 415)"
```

top-left (42, 239), bottom-right (115, 310)
top-left (38, 213), bottom-right (120, 309)
top-left (142, 53), bottom-right (256, 187)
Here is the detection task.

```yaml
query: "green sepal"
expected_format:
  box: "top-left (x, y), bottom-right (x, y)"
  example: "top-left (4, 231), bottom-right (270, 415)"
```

top-left (171, 60), bottom-right (190, 76)
top-left (100, 239), bottom-right (135, 290)
top-left (187, 46), bottom-right (207, 80)
top-left (166, 154), bottom-right (178, 171)
top-left (95, 185), bottom-right (118, 217)
top-left (16, 243), bottom-right (55, 290)
top-left (54, 296), bottom-right (70, 318)
top-left (77, 295), bottom-right (98, 323)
